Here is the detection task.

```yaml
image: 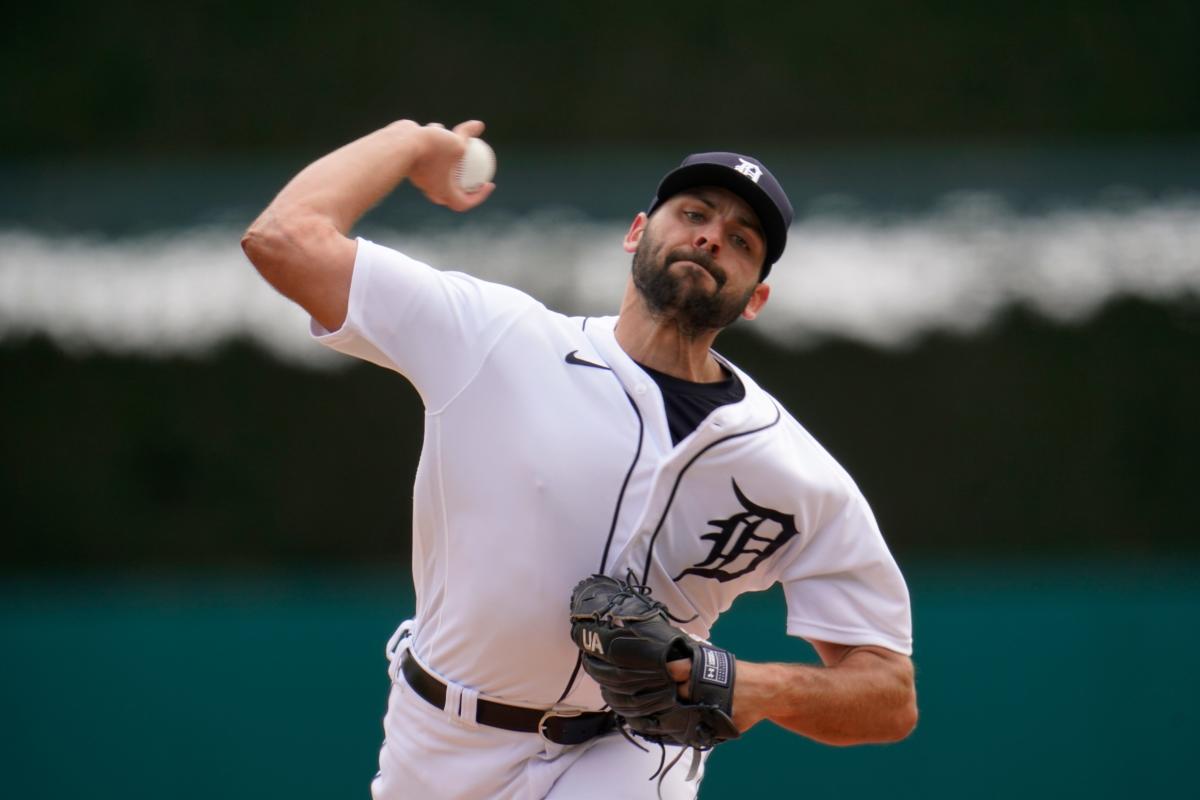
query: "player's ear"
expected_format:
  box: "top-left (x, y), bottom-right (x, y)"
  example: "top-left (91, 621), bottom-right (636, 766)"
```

top-left (741, 283), bottom-right (770, 321)
top-left (622, 212), bottom-right (648, 254)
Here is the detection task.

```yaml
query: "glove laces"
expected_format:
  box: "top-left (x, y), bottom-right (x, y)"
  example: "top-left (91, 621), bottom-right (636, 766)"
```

top-left (647, 738), bottom-right (707, 798)
top-left (598, 569), bottom-right (697, 626)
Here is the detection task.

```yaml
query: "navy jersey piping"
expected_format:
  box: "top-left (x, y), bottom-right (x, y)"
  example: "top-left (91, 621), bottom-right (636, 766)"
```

top-left (599, 391), bottom-right (645, 575)
top-left (639, 402), bottom-right (784, 585)
top-left (555, 327), bottom-right (645, 704)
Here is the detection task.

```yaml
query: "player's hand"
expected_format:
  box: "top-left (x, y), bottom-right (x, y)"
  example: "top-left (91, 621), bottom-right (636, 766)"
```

top-left (405, 120), bottom-right (496, 212)
top-left (570, 574), bottom-right (741, 748)
top-left (670, 656), bottom-right (762, 732)
top-left (667, 658), bottom-right (692, 699)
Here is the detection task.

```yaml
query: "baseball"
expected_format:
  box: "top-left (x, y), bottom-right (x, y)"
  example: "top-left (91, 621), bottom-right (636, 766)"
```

top-left (456, 137), bottom-right (496, 194)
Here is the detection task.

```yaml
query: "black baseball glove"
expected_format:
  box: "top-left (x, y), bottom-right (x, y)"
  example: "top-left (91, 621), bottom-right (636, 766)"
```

top-left (568, 574), bottom-right (740, 750)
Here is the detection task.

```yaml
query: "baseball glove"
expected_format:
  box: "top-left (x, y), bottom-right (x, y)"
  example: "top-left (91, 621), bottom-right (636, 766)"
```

top-left (568, 574), bottom-right (740, 751)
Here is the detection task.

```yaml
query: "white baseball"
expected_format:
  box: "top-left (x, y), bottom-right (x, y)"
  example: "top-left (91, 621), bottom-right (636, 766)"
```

top-left (455, 138), bottom-right (496, 194)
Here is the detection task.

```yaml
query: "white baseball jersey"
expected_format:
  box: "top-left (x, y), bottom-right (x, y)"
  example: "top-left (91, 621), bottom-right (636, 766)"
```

top-left (313, 238), bottom-right (912, 713)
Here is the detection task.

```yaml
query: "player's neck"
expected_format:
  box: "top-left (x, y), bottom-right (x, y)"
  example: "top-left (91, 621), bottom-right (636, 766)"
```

top-left (614, 290), bottom-right (724, 383)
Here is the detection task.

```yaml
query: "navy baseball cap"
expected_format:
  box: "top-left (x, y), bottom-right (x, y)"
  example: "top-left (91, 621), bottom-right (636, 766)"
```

top-left (647, 152), bottom-right (794, 277)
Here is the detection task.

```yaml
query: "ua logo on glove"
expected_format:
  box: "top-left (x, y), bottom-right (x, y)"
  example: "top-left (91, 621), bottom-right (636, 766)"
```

top-left (581, 628), bottom-right (604, 655)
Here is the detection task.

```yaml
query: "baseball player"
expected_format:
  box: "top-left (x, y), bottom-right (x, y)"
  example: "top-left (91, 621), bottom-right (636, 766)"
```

top-left (242, 119), bottom-right (916, 799)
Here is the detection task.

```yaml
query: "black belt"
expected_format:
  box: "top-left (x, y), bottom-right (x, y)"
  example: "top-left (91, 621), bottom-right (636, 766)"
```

top-left (400, 650), bottom-right (616, 745)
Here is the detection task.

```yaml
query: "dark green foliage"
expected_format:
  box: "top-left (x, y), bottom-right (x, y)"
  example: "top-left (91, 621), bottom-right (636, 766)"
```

top-left (3, 296), bottom-right (1197, 565)
top-left (3, 1), bottom-right (1199, 155)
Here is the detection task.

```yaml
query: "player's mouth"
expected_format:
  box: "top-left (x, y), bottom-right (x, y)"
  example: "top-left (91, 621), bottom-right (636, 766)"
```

top-left (666, 250), bottom-right (726, 289)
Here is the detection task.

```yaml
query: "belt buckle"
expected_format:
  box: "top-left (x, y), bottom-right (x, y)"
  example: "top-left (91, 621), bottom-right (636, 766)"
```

top-left (538, 708), bottom-right (583, 745)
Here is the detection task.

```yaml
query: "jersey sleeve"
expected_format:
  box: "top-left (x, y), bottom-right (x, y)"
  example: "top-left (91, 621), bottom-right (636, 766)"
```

top-left (779, 483), bottom-right (913, 656)
top-left (310, 237), bottom-right (536, 410)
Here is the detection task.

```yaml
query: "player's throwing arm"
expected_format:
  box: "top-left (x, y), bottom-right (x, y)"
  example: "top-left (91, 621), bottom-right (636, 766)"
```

top-left (240, 120), bottom-right (496, 332)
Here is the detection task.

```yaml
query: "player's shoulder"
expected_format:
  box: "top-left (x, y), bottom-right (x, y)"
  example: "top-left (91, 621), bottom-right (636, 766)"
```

top-left (723, 358), bottom-right (866, 500)
top-left (369, 238), bottom-right (600, 345)
top-left (359, 236), bottom-right (544, 310)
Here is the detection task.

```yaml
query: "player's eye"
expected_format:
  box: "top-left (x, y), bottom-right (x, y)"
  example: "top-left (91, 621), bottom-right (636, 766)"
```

top-left (731, 234), bottom-right (749, 250)
top-left (683, 210), bottom-right (704, 223)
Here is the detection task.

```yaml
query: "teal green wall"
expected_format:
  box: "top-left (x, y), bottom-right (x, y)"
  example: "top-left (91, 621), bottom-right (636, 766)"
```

top-left (4, 562), bottom-right (1195, 798)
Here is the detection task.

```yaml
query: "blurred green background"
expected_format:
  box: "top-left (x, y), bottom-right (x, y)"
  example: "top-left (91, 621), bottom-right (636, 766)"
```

top-left (3, 2), bottom-right (1199, 798)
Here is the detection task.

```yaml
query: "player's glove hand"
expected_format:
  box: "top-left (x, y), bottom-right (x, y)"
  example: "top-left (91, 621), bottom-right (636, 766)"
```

top-left (568, 574), bottom-right (740, 750)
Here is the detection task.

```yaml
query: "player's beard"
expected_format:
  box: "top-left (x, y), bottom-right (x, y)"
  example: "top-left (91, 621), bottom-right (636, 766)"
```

top-left (630, 229), bottom-right (756, 338)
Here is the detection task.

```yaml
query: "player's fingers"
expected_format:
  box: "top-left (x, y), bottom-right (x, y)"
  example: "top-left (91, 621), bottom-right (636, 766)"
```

top-left (666, 658), bottom-right (691, 699)
top-left (452, 119), bottom-right (486, 138)
top-left (447, 181), bottom-right (495, 212)
top-left (601, 688), bottom-right (678, 717)
top-left (586, 671), bottom-right (670, 692)
top-left (666, 659), bottom-right (690, 682)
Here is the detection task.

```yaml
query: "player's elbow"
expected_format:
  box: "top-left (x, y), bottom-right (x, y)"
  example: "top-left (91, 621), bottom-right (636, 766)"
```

top-left (241, 212), bottom-right (277, 276)
top-left (840, 692), bottom-right (917, 746)
top-left (854, 658), bottom-right (918, 744)
top-left (857, 649), bottom-right (918, 743)
top-left (879, 669), bottom-right (919, 742)
top-left (241, 210), bottom-right (326, 287)
top-left (884, 691), bottom-right (919, 742)
top-left (241, 210), bottom-right (290, 277)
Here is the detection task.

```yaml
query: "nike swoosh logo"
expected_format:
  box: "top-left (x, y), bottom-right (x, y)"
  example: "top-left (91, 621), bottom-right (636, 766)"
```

top-left (565, 350), bottom-right (611, 370)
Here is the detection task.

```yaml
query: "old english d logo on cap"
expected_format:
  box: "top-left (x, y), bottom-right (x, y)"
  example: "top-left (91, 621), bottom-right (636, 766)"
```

top-left (733, 158), bottom-right (763, 183)
top-left (646, 151), bottom-right (794, 274)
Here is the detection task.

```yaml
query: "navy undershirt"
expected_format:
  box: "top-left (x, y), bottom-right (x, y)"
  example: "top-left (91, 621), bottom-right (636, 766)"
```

top-left (636, 363), bottom-right (747, 445)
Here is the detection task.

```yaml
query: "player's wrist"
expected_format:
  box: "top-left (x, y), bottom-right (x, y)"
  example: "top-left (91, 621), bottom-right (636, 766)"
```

top-left (381, 120), bottom-right (428, 164)
top-left (730, 660), bottom-right (781, 731)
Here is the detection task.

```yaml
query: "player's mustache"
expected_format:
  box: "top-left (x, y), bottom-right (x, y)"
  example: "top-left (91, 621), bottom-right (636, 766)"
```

top-left (665, 249), bottom-right (726, 288)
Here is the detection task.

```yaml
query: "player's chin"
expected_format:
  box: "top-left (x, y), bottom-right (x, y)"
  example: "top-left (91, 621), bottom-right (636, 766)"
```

top-left (672, 262), bottom-right (723, 291)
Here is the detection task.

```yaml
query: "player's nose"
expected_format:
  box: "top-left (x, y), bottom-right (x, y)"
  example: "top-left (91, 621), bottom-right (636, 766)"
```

top-left (693, 224), bottom-right (721, 254)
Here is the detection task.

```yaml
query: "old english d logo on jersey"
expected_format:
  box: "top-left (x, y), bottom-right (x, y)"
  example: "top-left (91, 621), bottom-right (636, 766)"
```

top-left (674, 478), bottom-right (799, 582)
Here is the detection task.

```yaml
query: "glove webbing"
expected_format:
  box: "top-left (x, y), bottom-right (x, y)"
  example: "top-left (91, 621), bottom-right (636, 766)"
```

top-left (583, 570), bottom-right (698, 627)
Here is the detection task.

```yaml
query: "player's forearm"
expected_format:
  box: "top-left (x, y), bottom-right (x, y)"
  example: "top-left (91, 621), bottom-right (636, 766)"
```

top-left (258, 120), bottom-right (425, 235)
top-left (733, 650), bottom-right (917, 745)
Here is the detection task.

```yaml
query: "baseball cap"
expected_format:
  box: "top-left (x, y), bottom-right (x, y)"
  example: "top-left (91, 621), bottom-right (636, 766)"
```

top-left (647, 152), bottom-right (794, 277)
